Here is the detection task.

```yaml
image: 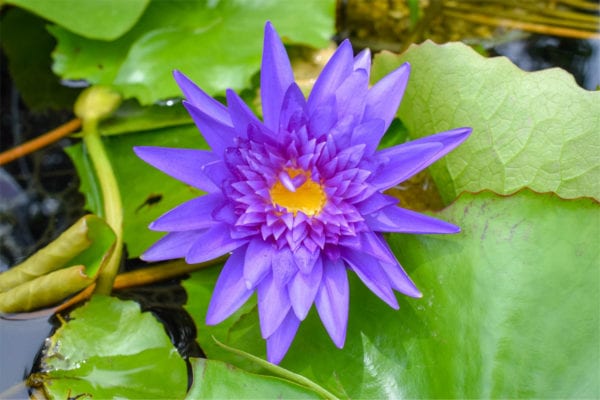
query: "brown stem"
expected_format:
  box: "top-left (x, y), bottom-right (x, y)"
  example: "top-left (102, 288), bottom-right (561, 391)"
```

top-left (443, 9), bottom-right (600, 40)
top-left (0, 118), bottom-right (82, 166)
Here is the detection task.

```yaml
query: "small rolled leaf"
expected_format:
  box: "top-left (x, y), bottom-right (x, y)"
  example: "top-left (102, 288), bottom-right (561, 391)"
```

top-left (0, 265), bottom-right (94, 313)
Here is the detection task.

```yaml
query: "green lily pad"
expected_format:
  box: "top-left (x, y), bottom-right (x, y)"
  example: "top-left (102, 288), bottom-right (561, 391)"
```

top-left (65, 124), bottom-right (206, 258)
top-left (50, 0), bottom-right (335, 104)
top-left (5, 0), bottom-right (149, 40)
top-left (37, 295), bottom-right (187, 399)
top-left (0, 8), bottom-right (79, 110)
top-left (371, 41), bottom-right (600, 202)
top-left (183, 190), bottom-right (599, 398)
top-left (186, 358), bottom-right (319, 399)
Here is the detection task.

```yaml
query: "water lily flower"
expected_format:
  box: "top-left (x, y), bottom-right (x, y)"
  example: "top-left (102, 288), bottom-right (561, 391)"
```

top-left (134, 22), bottom-right (471, 364)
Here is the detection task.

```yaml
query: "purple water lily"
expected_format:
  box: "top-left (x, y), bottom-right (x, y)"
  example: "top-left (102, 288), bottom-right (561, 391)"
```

top-left (134, 22), bottom-right (470, 364)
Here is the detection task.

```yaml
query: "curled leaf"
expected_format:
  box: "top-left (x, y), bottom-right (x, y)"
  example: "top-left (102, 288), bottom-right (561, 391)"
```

top-left (0, 265), bottom-right (93, 313)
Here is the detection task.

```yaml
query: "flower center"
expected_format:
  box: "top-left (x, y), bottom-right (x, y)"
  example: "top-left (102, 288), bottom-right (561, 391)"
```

top-left (270, 168), bottom-right (326, 217)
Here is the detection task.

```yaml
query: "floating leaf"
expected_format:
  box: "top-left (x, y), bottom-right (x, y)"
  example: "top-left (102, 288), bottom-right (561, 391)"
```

top-left (184, 190), bottom-right (599, 398)
top-left (187, 358), bottom-right (320, 399)
top-left (66, 125), bottom-right (206, 258)
top-left (98, 99), bottom-right (192, 136)
top-left (5, 0), bottom-right (149, 40)
top-left (0, 8), bottom-right (79, 110)
top-left (371, 41), bottom-right (600, 202)
top-left (36, 295), bottom-right (187, 399)
top-left (50, 0), bottom-right (335, 104)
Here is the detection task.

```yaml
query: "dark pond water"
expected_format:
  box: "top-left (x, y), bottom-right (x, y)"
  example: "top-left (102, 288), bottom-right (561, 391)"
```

top-left (0, 4), bottom-right (598, 398)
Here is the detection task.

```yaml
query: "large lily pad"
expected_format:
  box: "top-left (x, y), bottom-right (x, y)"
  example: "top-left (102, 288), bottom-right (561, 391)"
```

top-left (0, 8), bottom-right (79, 110)
top-left (36, 295), bottom-right (187, 399)
top-left (183, 190), bottom-right (599, 398)
top-left (186, 358), bottom-right (319, 399)
top-left (5, 0), bottom-right (149, 40)
top-left (371, 41), bottom-right (600, 202)
top-left (65, 124), bottom-right (206, 258)
top-left (50, 0), bottom-right (335, 104)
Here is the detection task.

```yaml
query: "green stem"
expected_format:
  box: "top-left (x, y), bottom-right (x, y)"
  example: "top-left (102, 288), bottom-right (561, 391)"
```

top-left (81, 118), bottom-right (123, 295)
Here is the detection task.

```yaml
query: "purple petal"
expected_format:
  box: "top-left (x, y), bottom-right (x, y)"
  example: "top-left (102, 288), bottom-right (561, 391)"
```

top-left (350, 119), bottom-right (386, 155)
top-left (279, 83), bottom-right (308, 133)
top-left (266, 310), bottom-right (301, 364)
top-left (378, 257), bottom-right (422, 298)
top-left (141, 230), bottom-right (204, 262)
top-left (293, 246), bottom-right (319, 274)
top-left (335, 69), bottom-right (368, 123)
top-left (339, 231), bottom-right (396, 265)
top-left (366, 205), bottom-right (460, 234)
top-left (353, 48), bottom-right (371, 72)
top-left (261, 22), bottom-right (294, 132)
top-left (288, 257), bottom-right (323, 320)
top-left (186, 223), bottom-right (247, 264)
top-left (370, 142), bottom-right (443, 190)
top-left (184, 101), bottom-right (237, 155)
top-left (225, 89), bottom-right (260, 138)
top-left (388, 127), bottom-right (472, 160)
top-left (363, 62), bottom-right (410, 131)
top-left (272, 246), bottom-right (297, 286)
top-left (314, 257), bottom-right (349, 348)
top-left (307, 40), bottom-right (353, 113)
top-left (202, 160), bottom-right (233, 189)
top-left (243, 239), bottom-right (274, 289)
top-left (206, 247), bottom-right (253, 324)
top-left (342, 248), bottom-right (399, 309)
top-left (257, 273), bottom-right (291, 338)
top-left (308, 97), bottom-right (337, 138)
top-left (149, 193), bottom-right (225, 231)
top-left (133, 146), bottom-right (220, 192)
top-left (173, 70), bottom-right (231, 126)
top-left (355, 192), bottom-right (398, 215)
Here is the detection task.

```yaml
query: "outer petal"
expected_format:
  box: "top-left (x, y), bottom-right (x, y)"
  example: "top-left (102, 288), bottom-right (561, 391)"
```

top-left (366, 205), bottom-right (460, 234)
top-left (342, 248), bottom-right (399, 309)
top-left (226, 89), bottom-right (260, 138)
top-left (335, 69), bottom-right (368, 124)
top-left (388, 127), bottom-right (472, 160)
top-left (133, 146), bottom-right (220, 192)
top-left (378, 257), bottom-right (422, 298)
top-left (173, 70), bottom-right (231, 126)
top-left (350, 118), bottom-right (386, 155)
top-left (363, 62), bottom-right (410, 131)
top-left (279, 83), bottom-right (308, 134)
top-left (149, 193), bottom-right (225, 231)
top-left (206, 247), bottom-right (253, 324)
top-left (266, 310), bottom-right (301, 364)
top-left (141, 230), bottom-right (204, 262)
top-left (257, 273), bottom-right (292, 338)
top-left (315, 257), bottom-right (349, 348)
top-left (184, 101), bottom-right (237, 155)
top-left (355, 192), bottom-right (398, 215)
top-left (307, 40), bottom-right (353, 113)
top-left (353, 48), bottom-right (371, 72)
top-left (243, 239), bottom-right (274, 289)
top-left (261, 22), bottom-right (294, 132)
top-left (370, 142), bottom-right (443, 190)
top-left (288, 256), bottom-right (323, 320)
top-left (271, 246), bottom-right (297, 286)
top-left (186, 223), bottom-right (248, 264)
top-left (339, 231), bottom-right (397, 266)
